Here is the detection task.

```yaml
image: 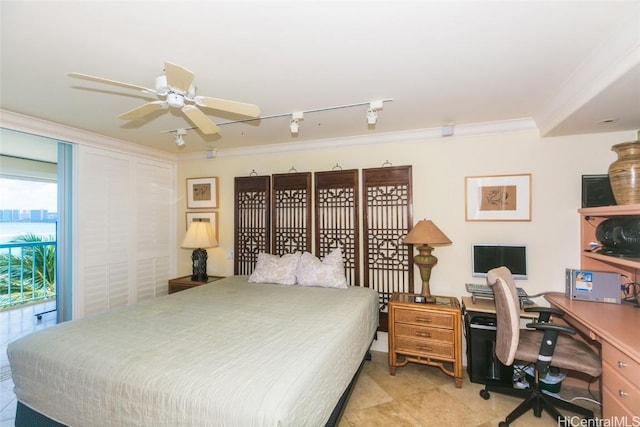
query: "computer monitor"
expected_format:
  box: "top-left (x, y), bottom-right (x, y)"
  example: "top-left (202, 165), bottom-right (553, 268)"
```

top-left (472, 244), bottom-right (528, 280)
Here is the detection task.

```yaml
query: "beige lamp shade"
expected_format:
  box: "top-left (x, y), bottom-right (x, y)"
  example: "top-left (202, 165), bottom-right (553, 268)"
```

top-left (181, 220), bottom-right (218, 249)
top-left (403, 220), bottom-right (452, 246)
top-left (404, 219), bottom-right (452, 301)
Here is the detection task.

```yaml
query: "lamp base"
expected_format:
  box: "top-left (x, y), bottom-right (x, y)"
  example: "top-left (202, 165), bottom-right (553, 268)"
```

top-left (191, 248), bottom-right (208, 282)
top-left (413, 244), bottom-right (438, 301)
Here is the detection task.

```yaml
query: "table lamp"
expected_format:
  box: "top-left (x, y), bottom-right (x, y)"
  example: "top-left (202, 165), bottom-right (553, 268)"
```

top-left (181, 220), bottom-right (218, 281)
top-left (403, 219), bottom-right (452, 302)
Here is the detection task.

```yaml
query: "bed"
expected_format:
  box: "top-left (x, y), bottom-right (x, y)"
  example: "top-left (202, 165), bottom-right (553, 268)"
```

top-left (8, 275), bottom-right (379, 426)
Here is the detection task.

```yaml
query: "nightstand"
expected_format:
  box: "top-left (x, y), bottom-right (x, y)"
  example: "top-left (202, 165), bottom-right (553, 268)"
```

top-left (388, 292), bottom-right (463, 388)
top-left (168, 275), bottom-right (225, 294)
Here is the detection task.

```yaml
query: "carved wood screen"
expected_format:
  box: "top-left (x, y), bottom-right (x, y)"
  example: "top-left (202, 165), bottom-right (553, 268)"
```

top-left (234, 175), bottom-right (271, 275)
top-left (362, 165), bottom-right (413, 331)
top-left (271, 172), bottom-right (312, 255)
top-left (314, 169), bottom-right (360, 286)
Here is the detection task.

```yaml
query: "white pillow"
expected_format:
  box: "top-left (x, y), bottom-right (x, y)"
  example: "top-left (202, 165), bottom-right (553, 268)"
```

top-left (249, 252), bottom-right (301, 285)
top-left (296, 247), bottom-right (348, 288)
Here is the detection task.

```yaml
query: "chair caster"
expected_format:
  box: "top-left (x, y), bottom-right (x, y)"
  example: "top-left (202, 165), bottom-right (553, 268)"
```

top-left (480, 389), bottom-right (490, 400)
top-left (498, 422), bottom-right (508, 427)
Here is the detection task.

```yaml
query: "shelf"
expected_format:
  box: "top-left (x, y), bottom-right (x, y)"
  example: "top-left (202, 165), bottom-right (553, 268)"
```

top-left (582, 251), bottom-right (640, 269)
top-left (578, 204), bottom-right (640, 217)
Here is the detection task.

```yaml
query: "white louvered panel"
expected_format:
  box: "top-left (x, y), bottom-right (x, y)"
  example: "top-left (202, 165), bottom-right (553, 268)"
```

top-left (136, 258), bottom-right (155, 302)
top-left (81, 265), bottom-right (108, 316)
top-left (77, 145), bottom-right (176, 318)
top-left (78, 152), bottom-right (109, 267)
top-left (108, 262), bottom-right (130, 308)
top-left (107, 158), bottom-right (131, 265)
top-left (154, 163), bottom-right (173, 258)
top-left (155, 256), bottom-right (170, 296)
top-left (135, 161), bottom-right (156, 256)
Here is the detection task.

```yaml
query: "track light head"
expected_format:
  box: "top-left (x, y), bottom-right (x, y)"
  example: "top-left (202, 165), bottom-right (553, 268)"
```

top-left (174, 128), bottom-right (187, 147)
top-left (290, 112), bottom-right (304, 134)
top-left (290, 119), bottom-right (299, 134)
top-left (366, 109), bottom-right (378, 125)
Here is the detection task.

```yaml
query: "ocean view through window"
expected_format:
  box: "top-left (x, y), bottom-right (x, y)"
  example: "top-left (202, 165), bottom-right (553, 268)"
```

top-left (0, 178), bottom-right (57, 242)
top-left (0, 178), bottom-right (57, 309)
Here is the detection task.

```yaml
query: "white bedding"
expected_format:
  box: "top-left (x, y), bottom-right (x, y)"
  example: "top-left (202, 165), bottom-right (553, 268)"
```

top-left (8, 276), bottom-right (379, 427)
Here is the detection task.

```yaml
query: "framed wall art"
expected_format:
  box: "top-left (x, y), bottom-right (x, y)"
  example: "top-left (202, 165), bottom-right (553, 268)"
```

top-left (465, 174), bottom-right (531, 221)
top-left (187, 177), bottom-right (218, 209)
top-left (186, 211), bottom-right (218, 241)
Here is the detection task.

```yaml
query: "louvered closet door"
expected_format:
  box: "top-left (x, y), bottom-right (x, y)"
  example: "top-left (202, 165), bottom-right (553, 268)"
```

top-left (272, 172), bottom-right (311, 255)
top-left (314, 169), bottom-right (360, 286)
top-left (362, 165), bottom-right (413, 332)
top-left (77, 147), bottom-right (132, 317)
top-left (134, 159), bottom-right (173, 301)
top-left (234, 176), bottom-right (271, 275)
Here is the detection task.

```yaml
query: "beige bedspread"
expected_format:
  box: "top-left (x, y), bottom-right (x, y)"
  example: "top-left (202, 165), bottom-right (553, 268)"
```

top-left (8, 276), bottom-right (379, 426)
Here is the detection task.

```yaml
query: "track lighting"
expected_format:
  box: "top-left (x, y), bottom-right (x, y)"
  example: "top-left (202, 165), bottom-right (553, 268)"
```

top-left (366, 108), bottom-right (378, 125)
top-left (290, 112), bottom-right (304, 135)
top-left (367, 100), bottom-right (383, 126)
top-left (174, 129), bottom-right (187, 147)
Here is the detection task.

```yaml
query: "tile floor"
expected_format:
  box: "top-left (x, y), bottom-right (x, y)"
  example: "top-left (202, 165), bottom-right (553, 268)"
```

top-left (1, 301), bottom-right (57, 427)
top-left (1, 304), bottom-right (601, 427)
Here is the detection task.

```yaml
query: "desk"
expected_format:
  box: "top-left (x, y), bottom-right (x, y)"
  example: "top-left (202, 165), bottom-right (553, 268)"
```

top-left (461, 296), bottom-right (539, 386)
top-left (545, 294), bottom-right (640, 418)
top-left (461, 296), bottom-right (539, 320)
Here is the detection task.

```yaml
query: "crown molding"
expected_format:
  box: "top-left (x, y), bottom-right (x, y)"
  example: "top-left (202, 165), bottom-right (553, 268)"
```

top-left (0, 109), bottom-right (178, 162)
top-left (177, 118), bottom-right (538, 160)
top-left (535, 12), bottom-right (640, 136)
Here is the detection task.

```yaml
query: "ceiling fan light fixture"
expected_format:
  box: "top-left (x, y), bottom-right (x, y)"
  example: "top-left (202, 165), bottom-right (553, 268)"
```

top-left (155, 75), bottom-right (169, 96)
top-left (167, 93), bottom-right (185, 109)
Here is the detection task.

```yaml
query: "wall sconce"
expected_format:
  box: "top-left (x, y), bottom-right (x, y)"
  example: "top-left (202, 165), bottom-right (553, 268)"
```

top-left (290, 112), bottom-right (304, 135)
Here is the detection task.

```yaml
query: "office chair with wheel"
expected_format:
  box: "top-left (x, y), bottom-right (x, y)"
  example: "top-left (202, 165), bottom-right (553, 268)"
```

top-left (480, 266), bottom-right (602, 427)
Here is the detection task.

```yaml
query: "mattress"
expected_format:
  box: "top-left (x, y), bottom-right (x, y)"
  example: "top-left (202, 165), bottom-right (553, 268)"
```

top-left (8, 276), bottom-right (379, 427)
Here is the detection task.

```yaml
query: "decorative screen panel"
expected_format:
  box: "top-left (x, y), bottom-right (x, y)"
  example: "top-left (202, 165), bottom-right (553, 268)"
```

top-left (314, 169), bottom-right (359, 286)
top-left (362, 165), bottom-right (413, 319)
top-left (234, 176), bottom-right (271, 275)
top-left (272, 172), bottom-right (311, 255)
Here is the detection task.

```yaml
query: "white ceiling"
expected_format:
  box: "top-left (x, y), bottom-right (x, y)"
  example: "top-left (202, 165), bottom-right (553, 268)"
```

top-left (1, 1), bottom-right (639, 155)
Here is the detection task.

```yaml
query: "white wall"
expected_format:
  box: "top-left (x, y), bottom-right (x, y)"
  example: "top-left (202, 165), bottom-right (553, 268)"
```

top-left (177, 128), bottom-right (636, 302)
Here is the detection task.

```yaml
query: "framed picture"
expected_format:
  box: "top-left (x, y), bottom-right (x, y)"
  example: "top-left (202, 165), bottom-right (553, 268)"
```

top-left (465, 174), bottom-right (532, 221)
top-left (187, 177), bottom-right (218, 209)
top-left (186, 212), bottom-right (218, 241)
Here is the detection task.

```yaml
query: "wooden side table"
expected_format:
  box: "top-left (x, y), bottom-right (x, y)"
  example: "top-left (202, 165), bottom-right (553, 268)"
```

top-left (168, 275), bottom-right (225, 294)
top-left (388, 292), bottom-right (463, 388)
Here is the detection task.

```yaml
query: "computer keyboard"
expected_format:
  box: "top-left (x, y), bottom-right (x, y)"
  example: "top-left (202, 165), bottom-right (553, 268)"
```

top-left (466, 283), bottom-right (528, 298)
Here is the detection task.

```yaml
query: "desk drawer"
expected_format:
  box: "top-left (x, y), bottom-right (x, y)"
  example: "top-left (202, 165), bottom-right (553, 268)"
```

top-left (603, 386), bottom-right (639, 419)
top-left (602, 343), bottom-right (640, 385)
top-left (395, 337), bottom-right (455, 359)
top-left (395, 324), bottom-right (454, 343)
top-left (394, 308), bottom-right (454, 329)
top-left (603, 361), bottom-right (639, 415)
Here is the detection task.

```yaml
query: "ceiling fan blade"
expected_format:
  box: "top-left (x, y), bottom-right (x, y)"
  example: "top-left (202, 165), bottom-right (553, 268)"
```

top-left (164, 62), bottom-right (195, 94)
top-left (67, 72), bottom-right (156, 94)
top-left (118, 101), bottom-right (167, 120)
top-left (195, 96), bottom-right (261, 118)
top-left (182, 106), bottom-right (220, 134)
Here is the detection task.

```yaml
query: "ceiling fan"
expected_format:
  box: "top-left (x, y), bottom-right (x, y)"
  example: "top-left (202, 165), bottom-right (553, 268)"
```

top-left (67, 62), bottom-right (261, 135)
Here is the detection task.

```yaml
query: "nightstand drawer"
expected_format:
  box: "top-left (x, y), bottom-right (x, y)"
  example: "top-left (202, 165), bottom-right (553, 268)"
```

top-left (395, 337), bottom-right (455, 359)
top-left (394, 308), bottom-right (454, 329)
top-left (395, 323), bottom-right (454, 343)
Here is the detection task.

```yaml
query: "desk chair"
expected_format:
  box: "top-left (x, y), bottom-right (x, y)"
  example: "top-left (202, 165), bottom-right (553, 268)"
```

top-left (480, 266), bottom-right (601, 427)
